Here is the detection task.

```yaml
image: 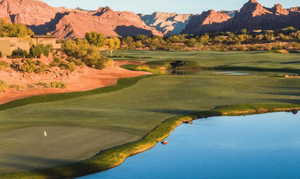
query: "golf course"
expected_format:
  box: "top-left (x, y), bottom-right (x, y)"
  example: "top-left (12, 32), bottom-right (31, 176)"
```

top-left (1, 50), bottom-right (300, 178)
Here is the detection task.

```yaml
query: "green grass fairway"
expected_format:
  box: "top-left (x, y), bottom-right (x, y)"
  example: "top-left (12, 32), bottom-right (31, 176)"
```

top-left (1, 50), bottom-right (300, 175)
top-left (0, 126), bottom-right (138, 173)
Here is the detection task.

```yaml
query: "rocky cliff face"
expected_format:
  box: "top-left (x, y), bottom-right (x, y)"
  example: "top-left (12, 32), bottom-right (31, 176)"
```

top-left (0, 0), bottom-right (299, 38)
top-left (52, 7), bottom-right (162, 39)
top-left (184, 0), bottom-right (300, 34)
top-left (139, 12), bottom-right (192, 36)
top-left (0, 0), bottom-right (162, 38)
top-left (225, 0), bottom-right (300, 32)
top-left (0, 0), bottom-right (64, 25)
top-left (183, 10), bottom-right (231, 34)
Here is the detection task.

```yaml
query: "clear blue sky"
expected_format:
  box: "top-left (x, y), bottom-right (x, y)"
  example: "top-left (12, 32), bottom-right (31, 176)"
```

top-left (43, 0), bottom-right (299, 14)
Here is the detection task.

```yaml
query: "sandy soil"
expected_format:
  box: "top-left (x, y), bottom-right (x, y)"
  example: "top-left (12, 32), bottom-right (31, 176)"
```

top-left (0, 61), bottom-right (150, 104)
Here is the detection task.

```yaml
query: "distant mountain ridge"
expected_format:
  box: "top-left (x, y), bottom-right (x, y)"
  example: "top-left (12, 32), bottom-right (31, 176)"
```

top-left (183, 0), bottom-right (300, 34)
top-left (0, 0), bottom-right (299, 38)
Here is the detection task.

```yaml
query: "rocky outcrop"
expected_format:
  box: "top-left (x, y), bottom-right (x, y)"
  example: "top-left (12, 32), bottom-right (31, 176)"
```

top-left (0, 0), bottom-right (161, 38)
top-left (139, 12), bottom-right (192, 36)
top-left (0, 0), bottom-right (300, 38)
top-left (272, 4), bottom-right (289, 15)
top-left (226, 1), bottom-right (300, 32)
top-left (52, 7), bottom-right (162, 38)
top-left (183, 10), bottom-right (231, 34)
top-left (184, 0), bottom-right (300, 34)
top-left (0, 0), bottom-right (64, 25)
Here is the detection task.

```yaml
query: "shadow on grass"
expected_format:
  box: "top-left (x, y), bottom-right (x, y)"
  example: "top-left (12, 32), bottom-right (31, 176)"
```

top-left (145, 109), bottom-right (201, 115)
top-left (0, 155), bottom-right (74, 172)
top-left (0, 154), bottom-right (109, 179)
top-left (214, 66), bottom-right (300, 74)
top-left (281, 61), bottom-right (300, 65)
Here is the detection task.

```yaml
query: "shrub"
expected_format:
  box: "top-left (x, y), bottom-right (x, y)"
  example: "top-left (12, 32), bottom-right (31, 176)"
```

top-left (66, 57), bottom-right (84, 66)
top-left (29, 44), bottom-right (52, 58)
top-left (0, 80), bottom-right (8, 92)
top-left (11, 48), bottom-right (28, 58)
top-left (50, 57), bottom-right (81, 72)
top-left (50, 81), bottom-right (66, 89)
top-left (0, 61), bottom-right (9, 70)
top-left (49, 57), bottom-right (62, 67)
top-left (11, 59), bottom-right (49, 73)
top-left (35, 81), bottom-right (66, 89)
top-left (58, 61), bottom-right (76, 72)
top-left (35, 82), bottom-right (49, 88)
top-left (9, 84), bottom-right (24, 91)
top-left (62, 39), bottom-right (108, 69)
top-left (0, 19), bottom-right (34, 37)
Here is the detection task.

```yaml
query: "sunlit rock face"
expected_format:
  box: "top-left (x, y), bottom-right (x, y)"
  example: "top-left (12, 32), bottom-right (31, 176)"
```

top-left (1, 0), bottom-right (300, 38)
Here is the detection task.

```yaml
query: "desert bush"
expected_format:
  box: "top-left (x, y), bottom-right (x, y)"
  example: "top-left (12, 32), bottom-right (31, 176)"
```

top-left (11, 48), bottom-right (28, 58)
top-left (50, 81), bottom-right (66, 89)
top-left (29, 44), bottom-right (52, 58)
top-left (0, 61), bottom-right (9, 70)
top-left (50, 57), bottom-right (82, 72)
top-left (66, 57), bottom-right (84, 66)
top-left (62, 39), bottom-right (109, 69)
top-left (0, 80), bottom-right (8, 92)
top-left (49, 57), bottom-right (62, 67)
top-left (11, 59), bottom-right (49, 73)
top-left (0, 19), bottom-right (34, 37)
top-left (58, 61), bottom-right (76, 72)
top-left (35, 81), bottom-right (66, 89)
top-left (9, 84), bottom-right (24, 91)
top-left (35, 82), bottom-right (49, 88)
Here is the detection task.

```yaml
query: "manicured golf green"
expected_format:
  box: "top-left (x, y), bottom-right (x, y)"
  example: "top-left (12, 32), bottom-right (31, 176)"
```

top-left (1, 50), bottom-right (300, 177)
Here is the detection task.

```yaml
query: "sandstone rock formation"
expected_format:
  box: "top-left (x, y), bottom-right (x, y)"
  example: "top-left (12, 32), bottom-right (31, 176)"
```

top-left (184, 0), bottom-right (300, 35)
top-left (0, 0), bottom-right (64, 25)
top-left (0, 0), bottom-right (162, 38)
top-left (52, 7), bottom-right (162, 38)
top-left (0, 0), bottom-right (299, 38)
top-left (183, 10), bottom-right (231, 34)
top-left (225, 0), bottom-right (300, 32)
top-left (139, 12), bottom-right (192, 36)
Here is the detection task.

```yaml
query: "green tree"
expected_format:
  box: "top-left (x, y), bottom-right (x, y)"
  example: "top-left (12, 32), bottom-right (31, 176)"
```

top-left (85, 32), bottom-right (105, 47)
top-left (105, 37), bottom-right (121, 56)
top-left (62, 39), bottom-right (108, 70)
top-left (0, 19), bottom-right (33, 37)
top-left (185, 38), bottom-right (197, 47)
top-left (197, 34), bottom-right (210, 44)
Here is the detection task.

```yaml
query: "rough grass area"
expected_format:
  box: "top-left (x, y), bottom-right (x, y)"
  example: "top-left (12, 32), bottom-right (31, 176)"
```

top-left (1, 50), bottom-right (300, 178)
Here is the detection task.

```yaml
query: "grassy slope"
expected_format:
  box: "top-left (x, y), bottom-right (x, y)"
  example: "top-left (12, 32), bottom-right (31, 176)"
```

top-left (1, 50), bottom-right (300, 177)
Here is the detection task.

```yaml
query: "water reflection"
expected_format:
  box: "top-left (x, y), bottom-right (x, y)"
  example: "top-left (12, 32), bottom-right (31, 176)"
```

top-left (79, 112), bottom-right (300, 179)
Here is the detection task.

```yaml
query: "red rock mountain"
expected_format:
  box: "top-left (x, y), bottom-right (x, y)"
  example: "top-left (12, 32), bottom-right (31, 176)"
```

top-left (183, 10), bottom-right (231, 34)
top-left (0, 0), bottom-right (162, 38)
top-left (184, 0), bottom-right (300, 34)
top-left (52, 8), bottom-right (162, 39)
top-left (0, 0), bottom-right (299, 37)
top-left (0, 0), bottom-right (62, 25)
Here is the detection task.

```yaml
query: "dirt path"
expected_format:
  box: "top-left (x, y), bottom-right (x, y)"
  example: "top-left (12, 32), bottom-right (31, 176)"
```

top-left (0, 61), bottom-right (150, 104)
